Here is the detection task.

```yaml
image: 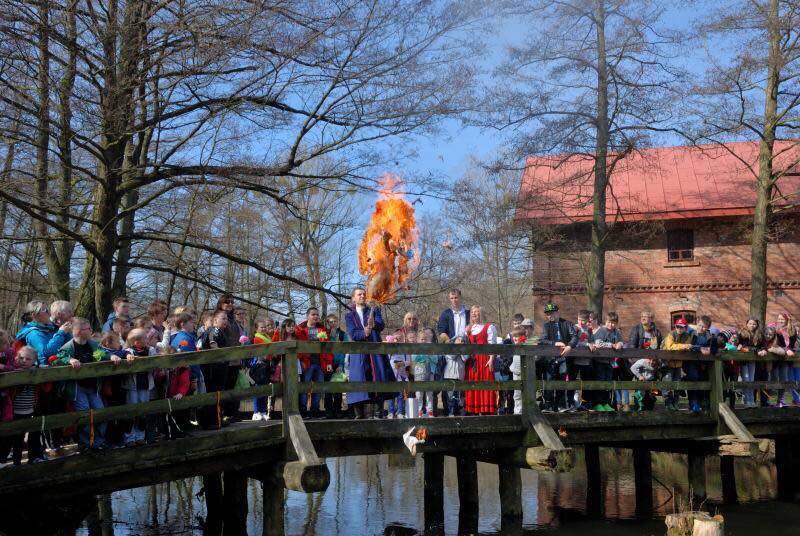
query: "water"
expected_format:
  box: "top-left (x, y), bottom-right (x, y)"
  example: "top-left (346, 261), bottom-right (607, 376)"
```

top-left (70, 447), bottom-right (800, 535)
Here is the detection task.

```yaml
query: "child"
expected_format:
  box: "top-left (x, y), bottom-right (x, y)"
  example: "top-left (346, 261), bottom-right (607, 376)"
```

top-left (122, 328), bottom-right (156, 445)
top-left (508, 328), bottom-right (527, 416)
top-left (163, 345), bottom-right (190, 439)
top-left (99, 331), bottom-right (128, 447)
top-left (0, 330), bottom-right (14, 373)
top-left (630, 357), bottom-right (657, 411)
top-left (387, 334), bottom-right (410, 419)
top-left (112, 316), bottom-right (131, 346)
top-left (1, 347), bottom-right (44, 464)
top-left (249, 319), bottom-right (273, 421)
top-left (759, 326), bottom-right (786, 407)
top-left (572, 310), bottom-right (594, 410)
top-left (661, 318), bottom-right (693, 410)
top-left (738, 318), bottom-right (763, 408)
top-left (54, 319), bottom-right (120, 451)
top-left (716, 330), bottom-right (740, 408)
top-left (774, 313), bottom-right (796, 407)
top-left (589, 312), bottom-right (625, 412)
top-left (412, 328), bottom-right (438, 417)
top-left (687, 315), bottom-right (717, 413)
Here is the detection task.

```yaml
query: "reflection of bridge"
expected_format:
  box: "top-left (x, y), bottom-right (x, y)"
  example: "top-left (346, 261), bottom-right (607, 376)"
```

top-left (2, 341), bottom-right (800, 534)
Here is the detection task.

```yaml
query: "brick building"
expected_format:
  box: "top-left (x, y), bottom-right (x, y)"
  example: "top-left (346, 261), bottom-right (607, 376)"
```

top-left (516, 141), bottom-right (800, 330)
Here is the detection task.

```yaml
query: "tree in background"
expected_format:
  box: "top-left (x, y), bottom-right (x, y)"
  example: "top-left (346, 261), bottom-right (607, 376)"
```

top-left (480, 0), bottom-right (682, 318)
top-left (0, 0), bottom-right (482, 325)
top-left (692, 0), bottom-right (800, 323)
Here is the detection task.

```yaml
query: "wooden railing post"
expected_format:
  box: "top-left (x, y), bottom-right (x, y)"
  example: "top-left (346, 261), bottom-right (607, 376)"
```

top-left (710, 358), bottom-right (724, 433)
top-left (283, 342), bottom-right (300, 424)
top-left (522, 353), bottom-right (538, 415)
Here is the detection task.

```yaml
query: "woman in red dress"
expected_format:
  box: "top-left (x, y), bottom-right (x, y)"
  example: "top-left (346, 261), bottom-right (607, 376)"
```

top-left (465, 306), bottom-right (499, 415)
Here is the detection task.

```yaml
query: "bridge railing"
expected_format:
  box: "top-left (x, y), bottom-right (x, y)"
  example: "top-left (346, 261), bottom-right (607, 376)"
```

top-left (0, 340), bottom-right (798, 438)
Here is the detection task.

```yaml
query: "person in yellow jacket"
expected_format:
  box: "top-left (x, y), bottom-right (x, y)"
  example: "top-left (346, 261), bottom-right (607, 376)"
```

top-left (661, 318), bottom-right (692, 410)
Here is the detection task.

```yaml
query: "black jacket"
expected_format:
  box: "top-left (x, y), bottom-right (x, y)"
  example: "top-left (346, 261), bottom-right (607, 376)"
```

top-left (540, 318), bottom-right (579, 348)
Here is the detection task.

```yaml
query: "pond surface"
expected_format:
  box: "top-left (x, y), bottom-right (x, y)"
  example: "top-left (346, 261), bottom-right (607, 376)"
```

top-left (72, 447), bottom-right (800, 535)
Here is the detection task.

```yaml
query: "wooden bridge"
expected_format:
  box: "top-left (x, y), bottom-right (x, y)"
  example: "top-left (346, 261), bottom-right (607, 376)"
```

top-left (2, 341), bottom-right (800, 535)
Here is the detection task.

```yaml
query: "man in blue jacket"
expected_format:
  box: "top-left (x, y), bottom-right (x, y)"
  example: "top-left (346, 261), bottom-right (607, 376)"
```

top-left (437, 289), bottom-right (470, 341)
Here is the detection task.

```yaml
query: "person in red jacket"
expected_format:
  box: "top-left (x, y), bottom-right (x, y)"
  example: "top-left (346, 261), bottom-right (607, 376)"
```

top-left (295, 307), bottom-right (334, 419)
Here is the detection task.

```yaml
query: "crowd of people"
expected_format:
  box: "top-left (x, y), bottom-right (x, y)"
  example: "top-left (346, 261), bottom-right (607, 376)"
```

top-left (0, 286), bottom-right (798, 467)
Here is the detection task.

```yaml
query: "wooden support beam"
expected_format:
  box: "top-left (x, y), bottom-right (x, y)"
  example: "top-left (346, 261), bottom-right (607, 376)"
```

top-left (719, 456), bottom-right (738, 505)
top-left (521, 354), bottom-right (575, 473)
top-left (263, 474), bottom-right (285, 536)
top-left (710, 361), bottom-right (724, 429)
top-left (423, 453), bottom-right (444, 535)
top-left (498, 464), bottom-right (523, 528)
top-left (584, 444), bottom-right (602, 518)
top-left (774, 437), bottom-right (800, 501)
top-left (281, 414), bottom-right (329, 492)
top-left (272, 461), bottom-right (330, 493)
top-left (456, 455), bottom-right (479, 535)
top-left (203, 473), bottom-right (224, 536)
top-left (287, 413), bottom-right (320, 465)
top-left (223, 470), bottom-right (248, 536)
top-left (687, 447), bottom-right (707, 504)
top-left (716, 402), bottom-right (759, 457)
top-left (632, 447), bottom-right (653, 519)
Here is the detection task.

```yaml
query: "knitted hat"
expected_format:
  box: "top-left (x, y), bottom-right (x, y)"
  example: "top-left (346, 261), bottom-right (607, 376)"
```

top-left (544, 303), bottom-right (558, 313)
top-left (674, 318), bottom-right (688, 327)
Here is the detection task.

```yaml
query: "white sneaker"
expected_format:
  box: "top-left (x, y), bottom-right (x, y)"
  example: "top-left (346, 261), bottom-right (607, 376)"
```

top-left (397, 414), bottom-right (405, 419)
top-left (387, 413), bottom-right (395, 419)
top-left (262, 412), bottom-right (270, 421)
top-left (252, 413), bottom-right (262, 421)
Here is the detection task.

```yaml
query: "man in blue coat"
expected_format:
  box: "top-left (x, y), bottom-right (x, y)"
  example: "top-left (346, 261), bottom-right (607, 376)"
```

top-left (345, 287), bottom-right (396, 419)
top-left (437, 288), bottom-right (470, 341)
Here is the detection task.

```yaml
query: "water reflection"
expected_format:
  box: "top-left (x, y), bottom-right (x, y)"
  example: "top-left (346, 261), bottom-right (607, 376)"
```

top-left (75, 448), bottom-right (800, 535)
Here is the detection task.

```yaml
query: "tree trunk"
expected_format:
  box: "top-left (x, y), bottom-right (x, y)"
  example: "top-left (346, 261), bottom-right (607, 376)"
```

top-left (52, 0), bottom-right (79, 301)
top-left (750, 0), bottom-right (780, 324)
top-left (588, 0), bottom-right (609, 319)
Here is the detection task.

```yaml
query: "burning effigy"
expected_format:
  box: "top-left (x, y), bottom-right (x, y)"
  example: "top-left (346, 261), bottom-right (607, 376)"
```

top-left (358, 174), bottom-right (418, 304)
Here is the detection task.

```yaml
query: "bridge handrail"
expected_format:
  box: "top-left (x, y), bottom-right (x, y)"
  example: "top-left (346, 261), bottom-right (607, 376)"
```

top-left (0, 340), bottom-right (794, 390)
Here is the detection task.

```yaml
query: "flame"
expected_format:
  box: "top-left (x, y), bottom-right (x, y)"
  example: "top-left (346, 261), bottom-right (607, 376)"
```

top-left (358, 173), bottom-right (418, 303)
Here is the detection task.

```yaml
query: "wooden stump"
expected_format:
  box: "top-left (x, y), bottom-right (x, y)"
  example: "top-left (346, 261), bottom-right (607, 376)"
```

top-left (665, 512), bottom-right (724, 536)
top-left (423, 453), bottom-right (444, 535)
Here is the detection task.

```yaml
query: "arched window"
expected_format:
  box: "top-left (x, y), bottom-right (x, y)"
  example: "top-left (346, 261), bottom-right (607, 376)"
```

top-left (671, 310), bottom-right (696, 326)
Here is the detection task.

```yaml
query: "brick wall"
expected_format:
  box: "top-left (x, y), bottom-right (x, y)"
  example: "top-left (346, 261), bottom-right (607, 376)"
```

top-left (530, 217), bottom-right (800, 332)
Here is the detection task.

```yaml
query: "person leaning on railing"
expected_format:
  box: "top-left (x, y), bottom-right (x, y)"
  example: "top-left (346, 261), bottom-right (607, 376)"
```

top-left (687, 316), bottom-right (717, 414)
top-left (738, 318), bottom-right (763, 408)
top-left (661, 318), bottom-right (693, 410)
top-left (540, 303), bottom-right (578, 412)
top-left (589, 312), bottom-right (625, 412)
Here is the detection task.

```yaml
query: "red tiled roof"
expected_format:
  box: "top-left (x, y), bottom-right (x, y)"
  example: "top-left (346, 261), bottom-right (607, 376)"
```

top-left (516, 140), bottom-right (800, 224)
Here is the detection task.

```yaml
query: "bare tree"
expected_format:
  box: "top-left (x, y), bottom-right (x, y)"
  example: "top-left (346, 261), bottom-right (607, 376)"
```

top-left (693, 0), bottom-right (800, 323)
top-left (0, 0), bottom-right (483, 325)
top-left (479, 0), bottom-right (682, 317)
